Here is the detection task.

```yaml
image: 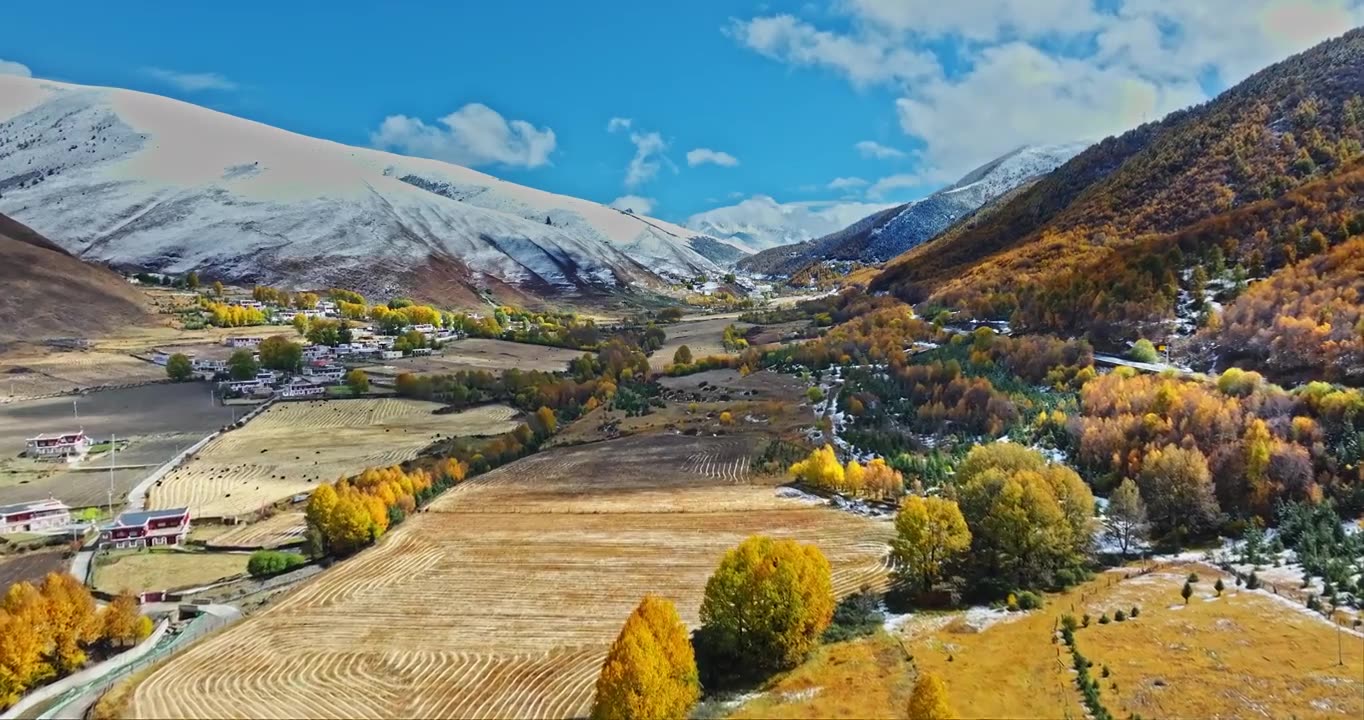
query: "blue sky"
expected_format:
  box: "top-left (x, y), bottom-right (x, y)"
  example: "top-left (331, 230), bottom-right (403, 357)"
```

top-left (3, 1), bottom-right (1361, 225)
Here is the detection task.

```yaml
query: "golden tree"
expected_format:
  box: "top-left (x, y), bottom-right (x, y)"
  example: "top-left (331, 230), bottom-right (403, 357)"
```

top-left (591, 595), bottom-right (699, 720)
top-left (698, 536), bottom-right (834, 675)
top-left (101, 591), bottom-right (145, 648)
top-left (892, 496), bottom-right (971, 592)
top-left (39, 573), bottom-right (100, 673)
top-left (907, 671), bottom-right (954, 720)
top-left (789, 445), bottom-right (844, 492)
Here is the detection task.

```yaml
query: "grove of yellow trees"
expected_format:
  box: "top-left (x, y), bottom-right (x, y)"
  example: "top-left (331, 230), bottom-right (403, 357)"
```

top-left (0, 575), bottom-right (151, 709)
top-left (305, 460), bottom-right (465, 557)
top-left (205, 302), bottom-right (267, 327)
top-left (790, 445), bottom-right (905, 499)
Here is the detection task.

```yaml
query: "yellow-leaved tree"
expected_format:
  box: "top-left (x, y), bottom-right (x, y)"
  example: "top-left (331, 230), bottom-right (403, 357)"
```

top-left (697, 536), bottom-right (834, 682)
top-left (39, 572), bottom-right (101, 673)
top-left (907, 671), bottom-right (955, 720)
top-left (789, 445), bottom-right (844, 492)
top-left (892, 496), bottom-right (971, 592)
top-left (590, 595), bottom-right (699, 720)
top-left (101, 591), bottom-right (148, 648)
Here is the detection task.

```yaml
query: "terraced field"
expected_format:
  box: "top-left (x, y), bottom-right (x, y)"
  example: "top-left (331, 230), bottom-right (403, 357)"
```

top-left (205, 512), bottom-right (307, 550)
top-left (149, 400), bottom-right (519, 519)
top-left (127, 433), bottom-right (892, 719)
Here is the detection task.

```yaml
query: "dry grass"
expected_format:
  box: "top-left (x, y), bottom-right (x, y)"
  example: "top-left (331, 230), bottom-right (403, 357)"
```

top-left (92, 551), bottom-right (248, 595)
top-left (0, 349), bottom-right (165, 400)
top-left (729, 632), bottom-right (915, 720)
top-left (651, 317), bottom-right (750, 371)
top-left (1079, 564), bottom-right (1364, 720)
top-left (874, 561), bottom-right (1364, 720)
top-left (125, 433), bottom-right (893, 719)
top-left (149, 399), bottom-right (519, 519)
top-left (359, 338), bottom-right (582, 379)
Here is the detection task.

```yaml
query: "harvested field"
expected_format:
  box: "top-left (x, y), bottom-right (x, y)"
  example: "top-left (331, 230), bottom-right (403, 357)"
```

top-left (727, 632), bottom-right (915, 719)
top-left (0, 384), bottom-right (236, 507)
top-left (91, 550), bottom-right (249, 595)
top-left (206, 512), bottom-right (307, 550)
top-left (0, 549), bottom-right (66, 595)
top-left (149, 400), bottom-right (520, 519)
top-left (652, 316), bottom-right (751, 371)
top-left (360, 339), bottom-right (581, 380)
top-left (127, 433), bottom-right (892, 719)
top-left (0, 350), bottom-right (165, 400)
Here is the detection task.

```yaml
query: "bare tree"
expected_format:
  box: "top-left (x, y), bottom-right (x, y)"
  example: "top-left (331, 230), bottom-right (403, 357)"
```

top-left (1104, 478), bottom-right (1149, 557)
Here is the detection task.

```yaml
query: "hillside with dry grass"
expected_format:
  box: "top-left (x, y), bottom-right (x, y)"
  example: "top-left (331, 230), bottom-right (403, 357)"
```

top-left (871, 28), bottom-right (1364, 378)
top-left (0, 212), bottom-right (150, 342)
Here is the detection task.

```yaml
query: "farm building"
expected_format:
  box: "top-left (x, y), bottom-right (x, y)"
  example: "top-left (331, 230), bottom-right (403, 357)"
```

top-left (25, 431), bottom-right (93, 461)
top-left (279, 380), bottom-right (325, 399)
top-left (0, 498), bottom-right (72, 534)
top-left (100, 507), bottom-right (191, 549)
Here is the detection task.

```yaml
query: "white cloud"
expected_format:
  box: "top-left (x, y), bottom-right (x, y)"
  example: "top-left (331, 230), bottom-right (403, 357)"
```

top-left (855, 140), bottom-right (905, 160)
top-left (725, 14), bottom-right (938, 87)
top-left (894, 42), bottom-right (1205, 180)
top-left (827, 176), bottom-right (869, 190)
top-left (687, 195), bottom-right (897, 251)
top-left (686, 148), bottom-right (740, 167)
top-left (867, 173), bottom-right (925, 199)
top-left (143, 67), bottom-right (237, 92)
top-left (609, 195), bottom-right (655, 214)
top-left (732, 0), bottom-right (1364, 183)
top-left (370, 103), bottom-right (556, 169)
top-left (607, 116), bottom-right (633, 132)
top-left (623, 130), bottom-right (667, 188)
top-left (0, 58), bottom-right (32, 77)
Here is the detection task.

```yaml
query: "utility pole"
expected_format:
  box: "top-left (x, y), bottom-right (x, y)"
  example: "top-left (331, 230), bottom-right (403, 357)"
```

top-left (73, 397), bottom-right (79, 423)
top-left (107, 432), bottom-right (115, 520)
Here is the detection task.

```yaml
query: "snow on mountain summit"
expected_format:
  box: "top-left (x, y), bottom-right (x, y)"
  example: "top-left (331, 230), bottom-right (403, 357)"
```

top-left (0, 75), bottom-right (719, 303)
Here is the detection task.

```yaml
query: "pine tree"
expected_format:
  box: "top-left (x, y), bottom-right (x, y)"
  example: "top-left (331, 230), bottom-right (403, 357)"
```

top-left (908, 671), bottom-right (955, 720)
top-left (1181, 580), bottom-right (1193, 605)
top-left (591, 595), bottom-right (699, 720)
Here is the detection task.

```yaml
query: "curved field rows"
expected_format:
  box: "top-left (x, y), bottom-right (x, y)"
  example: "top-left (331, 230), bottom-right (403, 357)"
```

top-left (129, 433), bottom-right (892, 719)
top-left (206, 512), bottom-right (307, 549)
top-left (149, 400), bottom-right (519, 518)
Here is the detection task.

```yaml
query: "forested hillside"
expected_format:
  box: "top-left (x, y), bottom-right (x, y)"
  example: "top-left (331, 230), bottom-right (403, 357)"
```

top-left (872, 28), bottom-right (1364, 380)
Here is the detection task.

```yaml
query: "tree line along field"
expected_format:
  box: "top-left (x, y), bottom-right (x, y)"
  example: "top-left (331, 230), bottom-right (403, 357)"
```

top-left (124, 432), bottom-right (893, 719)
top-left (650, 315), bottom-right (751, 371)
top-left (149, 399), bottom-right (520, 519)
top-left (0, 383), bottom-right (236, 508)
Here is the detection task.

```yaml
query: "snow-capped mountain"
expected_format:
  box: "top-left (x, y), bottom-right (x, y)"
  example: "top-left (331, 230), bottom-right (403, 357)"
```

top-left (737, 144), bottom-right (1086, 275)
top-left (0, 75), bottom-right (721, 304)
top-left (861, 143), bottom-right (1088, 261)
top-left (686, 196), bottom-right (894, 256)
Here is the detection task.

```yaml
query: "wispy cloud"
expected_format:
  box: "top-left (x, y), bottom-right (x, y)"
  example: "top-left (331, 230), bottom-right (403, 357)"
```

top-left (371, 103), bottom-right (556, 168)
top-left (0, 58), bottom-right (32, 77)
top-left (686, 148), bottom-right (740, 167)
top-left (606, 116), bottom-right (633, 132)
top-left (143, 67), bottom-right (238, 92)
top-left (855, 140), bottom-right (905, 160)
top-left (827, 176), bottom-right (868, 190)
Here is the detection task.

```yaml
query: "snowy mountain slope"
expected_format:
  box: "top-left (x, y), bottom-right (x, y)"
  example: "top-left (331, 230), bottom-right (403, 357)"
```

top-left (737, 144), bottom-right (1085, 275)
top-left (0, 75), bottom-right (720, 304)
top-left (685, 196), bottom-right (894, 257)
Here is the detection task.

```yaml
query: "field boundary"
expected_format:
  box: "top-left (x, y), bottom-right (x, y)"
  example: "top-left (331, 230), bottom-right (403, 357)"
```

top-left (125, 398), bottom-right (275, 512)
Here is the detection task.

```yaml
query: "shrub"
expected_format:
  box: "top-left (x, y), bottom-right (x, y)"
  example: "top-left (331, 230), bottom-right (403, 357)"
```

top-left (1130, 606), bottom-right (1140, 618)
top-left (1016, 591), bottom-right (1043, 610)
top-left (1082, 613), bottom-right (1092, 628)
top-left (1101, 665), bottom-right (1111, 678)
top-left (822, 589), bottom-right (884, 643)
top-left (1006, 592), bottom-right (1019, 612)
top-left (246, 550), bottom-right (305, 578)
top-left (1114, 609), bottom-right (1126, 622)
top-left (1129, 338), bottom-right (1159, 363)
top-left (1187, 572), bottom-right (1199, 583)
top-left (1246, 571), bottom-right (1261, 590)
top-left (1061, 614), bottom-right (1079, 633)
top-left (1098, 613), bottom-right (1111, 624)
top-left (1214, 578), bottom-right (1225, 596)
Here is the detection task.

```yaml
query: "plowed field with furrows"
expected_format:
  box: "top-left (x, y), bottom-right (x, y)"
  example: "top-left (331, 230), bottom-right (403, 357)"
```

top-left (128, 433), bottom-right (891, 719)
top-left (149, 400), bottom-right (518, 518)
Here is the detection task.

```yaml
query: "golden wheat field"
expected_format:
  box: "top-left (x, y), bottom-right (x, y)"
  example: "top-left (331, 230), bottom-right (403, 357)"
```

top-left (148, 399), bottom-right (520, 519)
top-left (125, 433), bottom-right (893, 719)
top-left (205, 511), bottom-right (308, 550)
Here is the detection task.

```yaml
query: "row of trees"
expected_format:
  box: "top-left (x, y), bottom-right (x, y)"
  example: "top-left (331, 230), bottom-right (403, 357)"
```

top-left (204, 301), bottom-right (268, 327)
top-left (1, 575), bottom-right (151, 708)
top-left (304, 461), bottom-right (463, 557)
top-left (789, 445), bottom-right (906, 499)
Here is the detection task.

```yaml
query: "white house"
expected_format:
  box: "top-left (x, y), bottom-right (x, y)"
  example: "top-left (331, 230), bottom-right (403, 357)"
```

top-left (192, 358), bottom-right (226, 375)
top-left (410, 323), bottom-right (437, 335)
top-left (0, 499), bottom-right (72, 534)
top-left (25, 431), bottom-right (93, 461)
top-left (225, 336), bottom-right (264, 348)
top-left (380, 350), bottom-right (402, 360)
top-left (280, 379), bottom-right (326, 399)
top-left (303, 365), bottom-right (345, 383)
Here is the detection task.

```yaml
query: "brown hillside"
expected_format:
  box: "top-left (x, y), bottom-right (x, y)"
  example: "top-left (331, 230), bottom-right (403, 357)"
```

top-left (0, 213), bottom-right (151, 342)
top-left (872, 27), bottom-right (1364, 356)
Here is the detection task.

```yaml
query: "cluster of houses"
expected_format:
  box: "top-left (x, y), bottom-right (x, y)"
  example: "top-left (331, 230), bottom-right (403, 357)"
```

top-left (0, 498), bottom-right (191, 549)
